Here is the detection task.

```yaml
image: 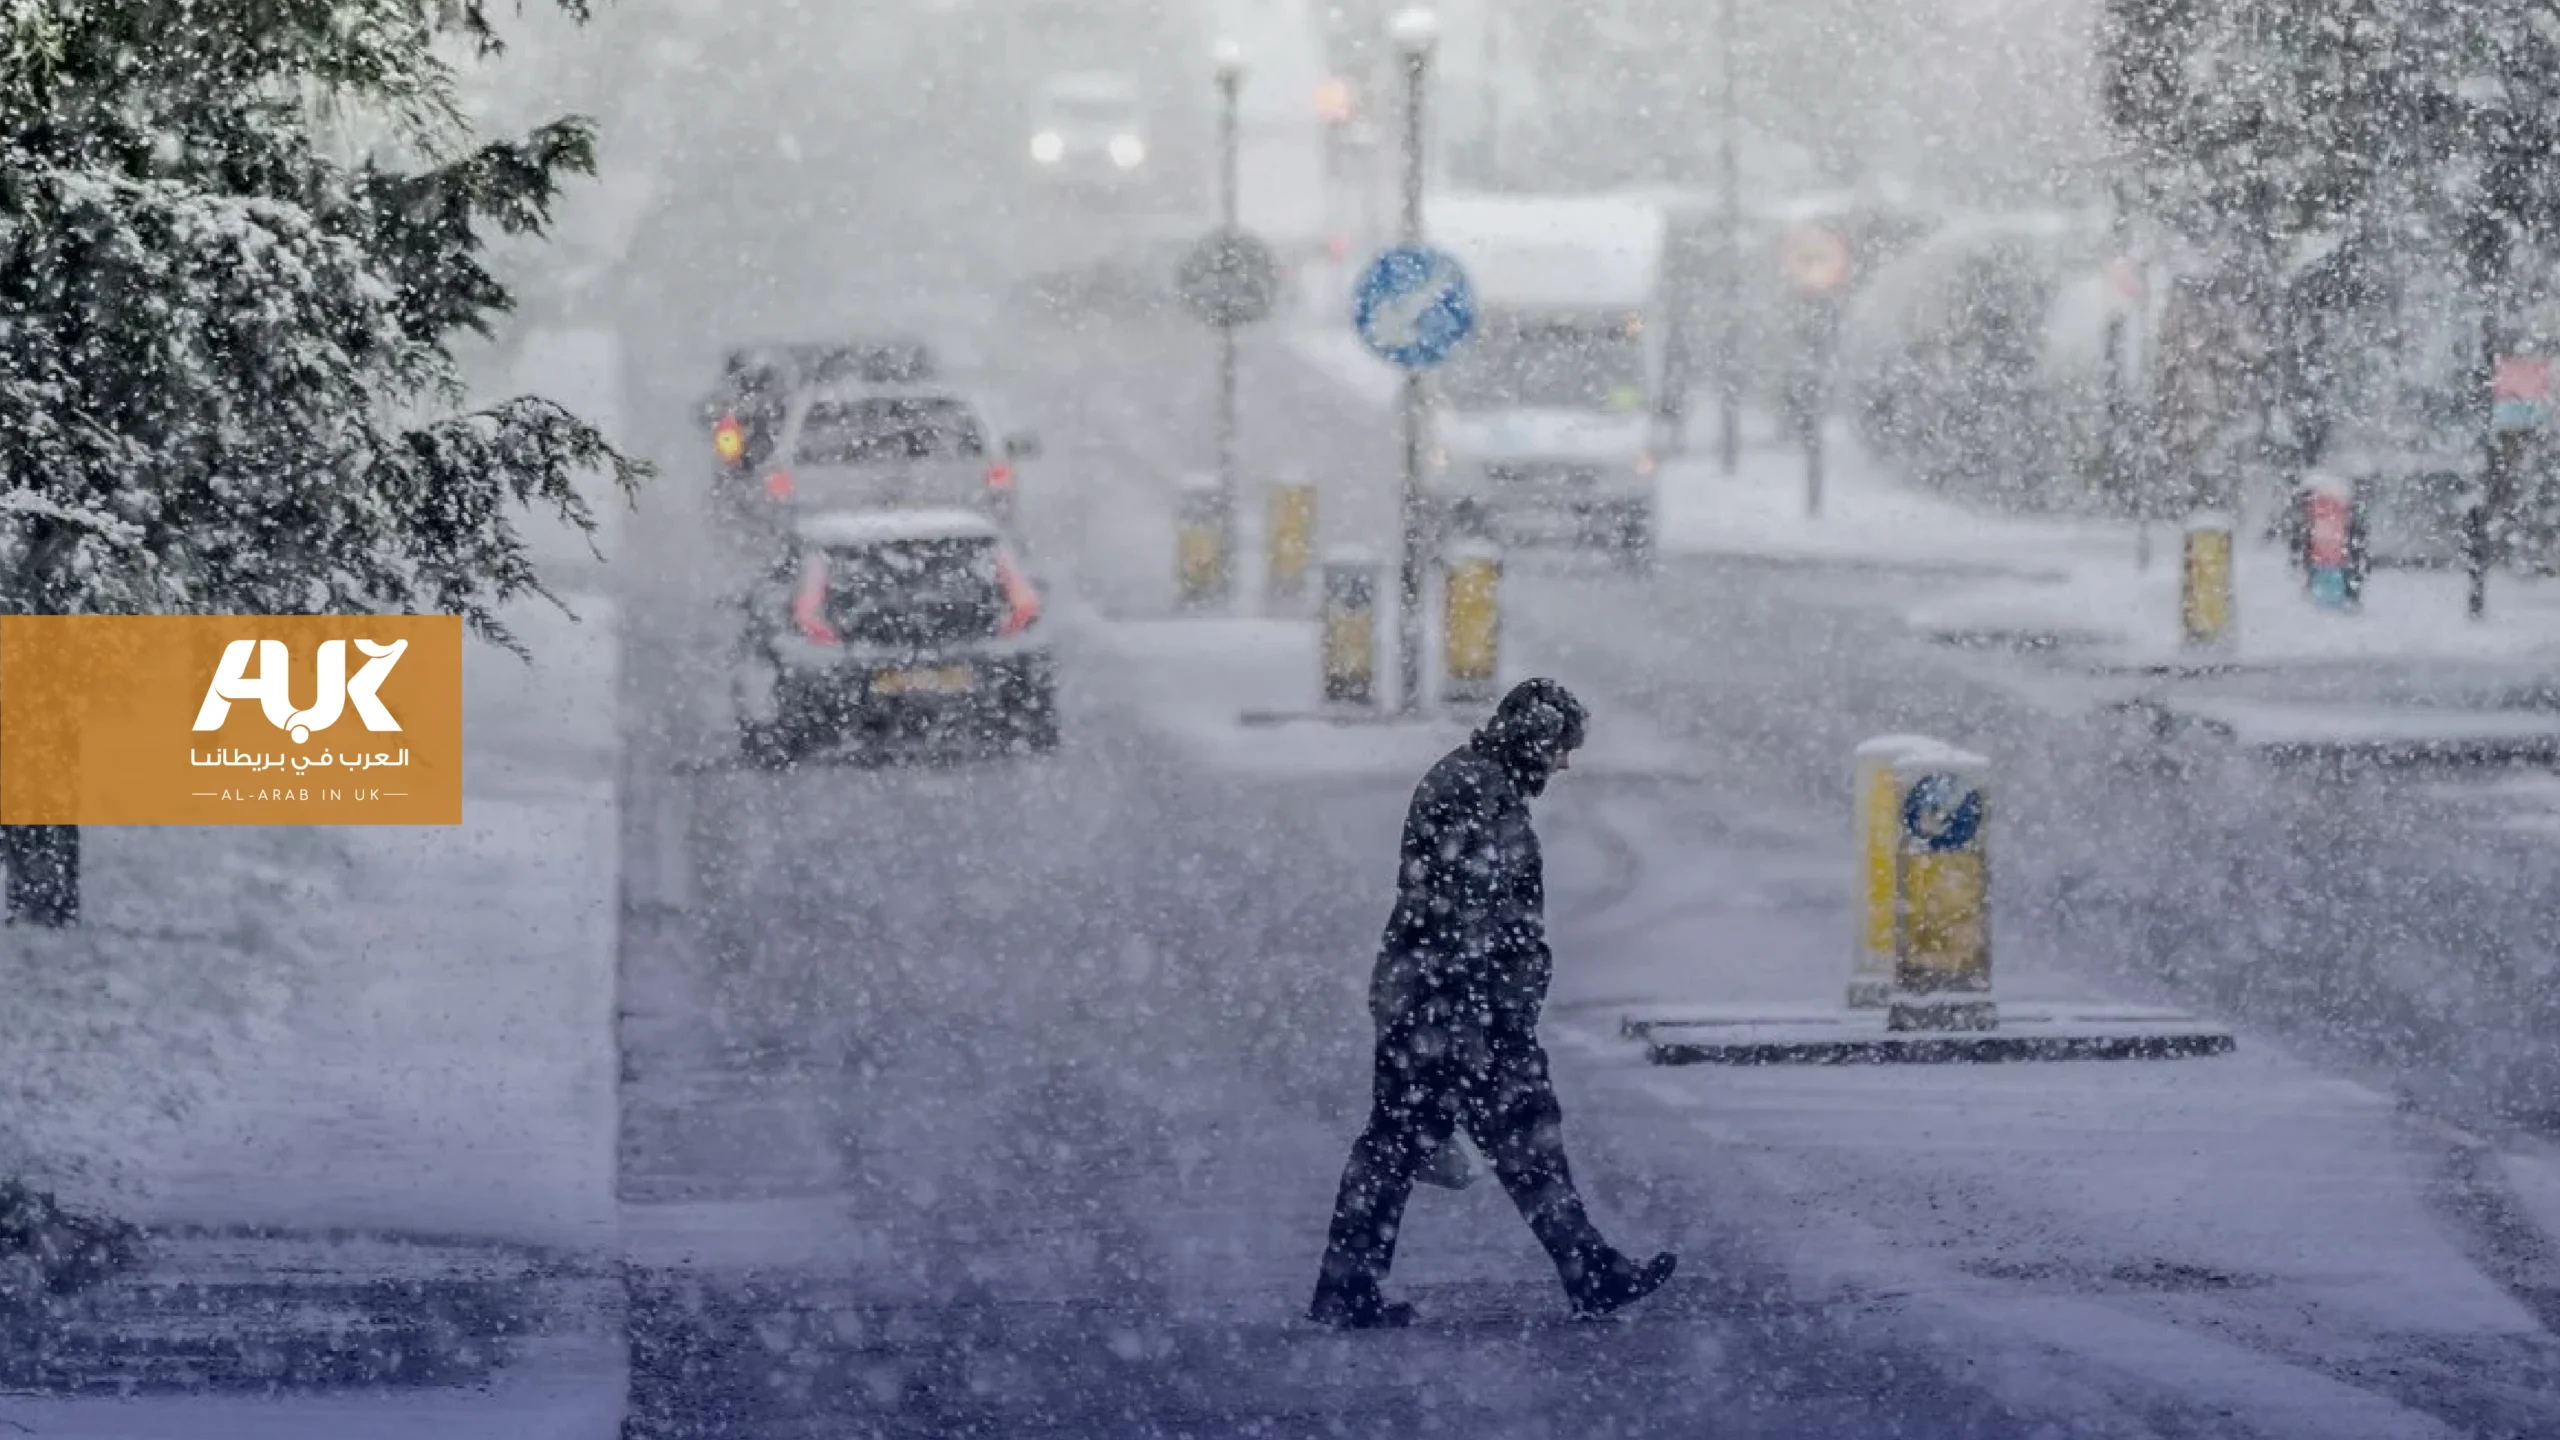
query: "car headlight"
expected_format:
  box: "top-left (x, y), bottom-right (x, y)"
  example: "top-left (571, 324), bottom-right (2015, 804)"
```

top-left (1109, 134), bottom-right (1145, 168)
top-left (1031, 131), bottom-right (1065, 163)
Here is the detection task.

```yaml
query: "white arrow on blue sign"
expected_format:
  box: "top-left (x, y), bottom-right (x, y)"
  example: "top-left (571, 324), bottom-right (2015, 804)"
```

top-left (1353, 244), bottom-right (1477, 369)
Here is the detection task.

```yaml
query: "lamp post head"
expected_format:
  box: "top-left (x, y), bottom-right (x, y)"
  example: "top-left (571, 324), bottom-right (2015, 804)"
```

top-left (1388, 6), bottom-right (1439, 54)
top-left (1212, 38), bottom-right (1245, 84)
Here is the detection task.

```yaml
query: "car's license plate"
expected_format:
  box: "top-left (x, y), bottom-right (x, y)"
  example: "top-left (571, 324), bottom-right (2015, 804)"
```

top-left (872, 666), bottom-right (974, 696)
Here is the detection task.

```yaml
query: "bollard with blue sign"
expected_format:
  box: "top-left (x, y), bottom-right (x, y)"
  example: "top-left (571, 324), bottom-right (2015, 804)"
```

top-left (1320, 546), bottom-right (1382, 709)
top-left (1888, 748), bottom-right (1996, 1033)
top-left (1851, 735), bottom-right (1950, 1010)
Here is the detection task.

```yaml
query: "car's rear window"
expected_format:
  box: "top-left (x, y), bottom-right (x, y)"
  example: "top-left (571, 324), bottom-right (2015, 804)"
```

top-left (798, 398), bottom-right (986, 464)
top-left (822, 537), bottom-right (996, 604)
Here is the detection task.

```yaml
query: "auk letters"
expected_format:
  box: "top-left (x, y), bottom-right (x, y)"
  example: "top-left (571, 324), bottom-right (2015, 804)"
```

top-left (194, 638), bottom-right (408, 743)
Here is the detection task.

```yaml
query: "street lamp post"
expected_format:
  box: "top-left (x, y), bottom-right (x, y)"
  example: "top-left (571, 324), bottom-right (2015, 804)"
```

top-left (1389, 5), bottom-right (1438, 715)
top-left (1214, 39), bottom-right (1245, 532)
top-left (1716, 0), bottom-right (1741, 475)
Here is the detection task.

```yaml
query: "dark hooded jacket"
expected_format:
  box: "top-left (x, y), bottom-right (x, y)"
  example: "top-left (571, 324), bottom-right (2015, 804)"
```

top-left (1370, 681), bottom-right (1585, 1032)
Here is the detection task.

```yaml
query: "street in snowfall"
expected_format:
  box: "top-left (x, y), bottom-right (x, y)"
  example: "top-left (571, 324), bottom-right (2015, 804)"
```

top-left (15, 0), bottom-right (2560, 1437)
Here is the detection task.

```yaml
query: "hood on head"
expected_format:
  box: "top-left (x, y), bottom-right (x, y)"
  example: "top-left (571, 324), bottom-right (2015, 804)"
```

top-left (1470, 677), bottom-right (1588, 797)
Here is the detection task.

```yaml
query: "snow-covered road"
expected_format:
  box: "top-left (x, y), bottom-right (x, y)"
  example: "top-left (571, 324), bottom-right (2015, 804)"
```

top-left (594, 102), bottom-right (2560, 1428)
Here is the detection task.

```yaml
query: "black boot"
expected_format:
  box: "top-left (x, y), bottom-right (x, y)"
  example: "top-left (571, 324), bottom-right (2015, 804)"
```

top-left (1308, 1283), bottom-right (1417, 1330)
top-left (1570, 1250), bottom-right (1677, 1320)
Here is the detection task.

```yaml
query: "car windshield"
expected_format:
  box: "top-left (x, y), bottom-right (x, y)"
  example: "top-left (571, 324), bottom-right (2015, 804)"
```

top-left (1435, 318), bottom-right (1648, 412)
top-left (797, 397), bottom-right (986, 464)
top-left (1039, 95), bottom-right (1137, 129)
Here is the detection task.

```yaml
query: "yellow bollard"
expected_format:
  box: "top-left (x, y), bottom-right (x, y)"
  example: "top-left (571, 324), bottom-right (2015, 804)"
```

top-left (1850, 735), bottom-right (1948, 1010)
top-left (1888, 747), bottom-right (1996, 1033)
top-left (1441, 538), bottom-right (1501, 706)
top-left (1177, 473), bottom-right (1231, 609)
top-left (1267, 480), bottom-right (1316, 607)
top-left (2180, 512), bottom-right (2235, 652)
top-left (1321, 546), bottom-right (1380, 708)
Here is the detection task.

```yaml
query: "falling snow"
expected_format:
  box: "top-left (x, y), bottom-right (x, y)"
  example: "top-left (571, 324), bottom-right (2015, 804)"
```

top-left (7, 0), bottom-right (2560, 1436)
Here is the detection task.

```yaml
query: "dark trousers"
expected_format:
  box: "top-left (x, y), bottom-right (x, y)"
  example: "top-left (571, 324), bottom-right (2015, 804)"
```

top-left (1314, 1008), bottom-right (1615, 1302)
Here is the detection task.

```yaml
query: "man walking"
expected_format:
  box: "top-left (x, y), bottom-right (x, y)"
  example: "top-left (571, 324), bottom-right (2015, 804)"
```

top-left (1310, 678), bottom-right (1677, 1328)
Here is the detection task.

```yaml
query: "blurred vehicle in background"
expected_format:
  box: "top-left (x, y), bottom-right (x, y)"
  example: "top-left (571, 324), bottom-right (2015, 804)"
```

top-left (731, 508), bottom-right (1059, 764)
top-left (1418, 191), bottom-right (1671, 566)
top-left (699, 338), bottom-right (944, 480)
top-left (721, 369), bottom-right (1040, 541)
top-left (1027, 71), bottom-right (1152, 196)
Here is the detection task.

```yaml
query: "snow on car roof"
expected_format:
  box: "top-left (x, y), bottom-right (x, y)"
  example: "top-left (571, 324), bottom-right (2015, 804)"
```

top-left (1423, 192), bottom-right (1667, 309)
top-left (796, 508), bottom-right (999, 547)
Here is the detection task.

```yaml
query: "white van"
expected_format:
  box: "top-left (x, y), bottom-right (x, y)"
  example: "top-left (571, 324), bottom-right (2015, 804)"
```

top-left (1419, 192), bottom-right (1670, 565)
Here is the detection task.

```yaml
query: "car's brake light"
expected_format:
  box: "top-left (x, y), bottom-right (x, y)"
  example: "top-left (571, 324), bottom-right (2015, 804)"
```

top-left (985, 461), bottom-right (1015, 491)
top-left (764, 469), bottom-right (793, 500)
top-left (791, 556), bottom-right (838, 645)
top-left (997, 550), bottom-right (1041, 636)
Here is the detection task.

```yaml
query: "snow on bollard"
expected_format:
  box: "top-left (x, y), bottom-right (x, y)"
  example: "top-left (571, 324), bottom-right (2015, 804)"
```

top-left (1440, 538), bottom-right (1501, 707)
top-left (1888, 746), bottom-right (1996, 1033)
top-left (1176, 472), bottom-right (1232, 610)
top-left (2180, 511), bottom-right (2236, 653)
top-left (1851, 735), bottom-right (1951, 1010)
top-left (1321, 546), bottom-right (1381, 710)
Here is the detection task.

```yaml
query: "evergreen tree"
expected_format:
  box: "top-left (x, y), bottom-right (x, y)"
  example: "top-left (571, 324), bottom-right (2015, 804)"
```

top-left (0, 0), bottom-right (647, 640)
top-left (2103, 0), bottom-right (2560, 279)
top-left (0, 0), bottom-right (647, 926)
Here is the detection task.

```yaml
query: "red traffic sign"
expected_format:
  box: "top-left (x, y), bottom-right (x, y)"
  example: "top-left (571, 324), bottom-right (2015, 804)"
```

top-left (1780, 225), bottom-right (1853, 296)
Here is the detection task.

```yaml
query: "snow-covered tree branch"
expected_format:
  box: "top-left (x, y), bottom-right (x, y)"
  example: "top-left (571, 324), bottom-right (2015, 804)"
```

top-left (0, 0), bottom-right (647, 648)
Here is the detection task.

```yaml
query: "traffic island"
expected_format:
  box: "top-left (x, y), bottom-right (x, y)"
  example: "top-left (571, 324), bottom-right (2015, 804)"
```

top-left (1234, 543), bottom-right (1506, 728)
top-left (2118, 695), bottom-right (2560, 769)
top-left (1624, 1002), bottom-right (2235, 1066)
top-left (1631, 732), bottom-right (2239, 1067)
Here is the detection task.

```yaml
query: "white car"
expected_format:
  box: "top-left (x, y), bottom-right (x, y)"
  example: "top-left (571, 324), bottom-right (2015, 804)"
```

top-left (722, 380), bottom-right (1040, 540)
top-left (731, 508), bottom-right (1059, 763)
top-left (1026, 72), bottom-right (1149, 188)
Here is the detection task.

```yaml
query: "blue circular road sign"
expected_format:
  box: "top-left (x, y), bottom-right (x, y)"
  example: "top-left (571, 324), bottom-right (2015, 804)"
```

top-left (1900, 773), bottom-right (1984, 853)
top-left (1353, 244), bottom-right (1476, 369)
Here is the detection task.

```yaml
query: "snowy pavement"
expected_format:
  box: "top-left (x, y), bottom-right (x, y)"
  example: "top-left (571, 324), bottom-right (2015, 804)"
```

top-left (1, 328), bottom-right (629, 1429)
